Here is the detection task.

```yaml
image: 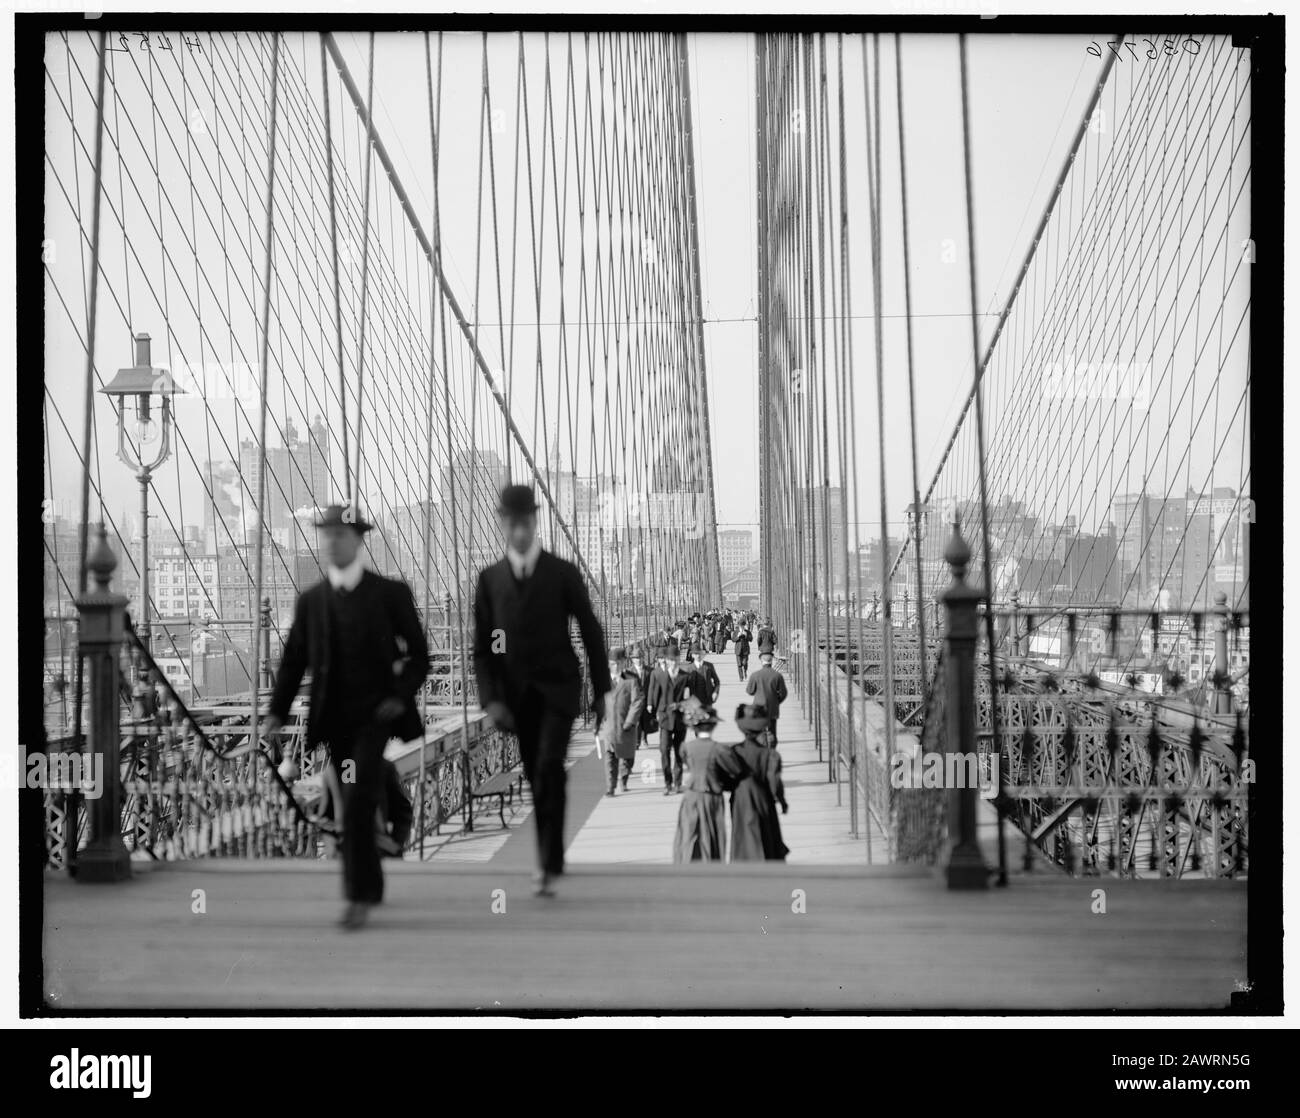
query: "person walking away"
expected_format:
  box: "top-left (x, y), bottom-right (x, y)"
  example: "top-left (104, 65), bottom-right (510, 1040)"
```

top-left (689, 644), bottom-right (721, 704)
top-left (672, 696), bottom-right (742, 862)
top-left (263, 504), bottom-right (430, 930)
top-left (601, 645), bottom-right (643, 794)
top-left (646, 638), bottom-right (694, 795)
top-left (728, 703), bottom-right (789, 861)
top-left (747, 632), bottom-right (788, 748)
top-left (473, 484), bottom-right (610, 897)
top-left (733, 628), bottom-right (751, 681)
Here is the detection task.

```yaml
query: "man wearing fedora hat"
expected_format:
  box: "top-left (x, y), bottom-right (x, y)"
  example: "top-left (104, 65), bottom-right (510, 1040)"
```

top-left (473, 483), bottom-right (611, 896)
top-left (263, 503), bottom-right (429, 929)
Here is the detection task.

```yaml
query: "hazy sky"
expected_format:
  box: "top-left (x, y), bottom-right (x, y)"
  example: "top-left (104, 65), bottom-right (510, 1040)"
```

top-left (46, 29), bottom-right (1246, 565)
top-left (323, 29), bottom-right (1109, 538)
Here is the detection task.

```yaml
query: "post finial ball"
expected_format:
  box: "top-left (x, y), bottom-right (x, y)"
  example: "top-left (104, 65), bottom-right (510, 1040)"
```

top-left (86, 522), bottom-right (117, 590)
top-left (944, 517), bottom-right (972, 578)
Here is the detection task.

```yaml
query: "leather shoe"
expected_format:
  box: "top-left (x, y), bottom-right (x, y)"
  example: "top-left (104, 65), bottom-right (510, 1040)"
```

top-left (339, 902), bottom-right (371, 930)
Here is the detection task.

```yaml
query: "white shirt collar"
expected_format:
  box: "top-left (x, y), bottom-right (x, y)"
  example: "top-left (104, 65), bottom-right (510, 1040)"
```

top-left (326, 554), bottom-right (365, 592)
top-left (506, 537), bottom-right (543, 579)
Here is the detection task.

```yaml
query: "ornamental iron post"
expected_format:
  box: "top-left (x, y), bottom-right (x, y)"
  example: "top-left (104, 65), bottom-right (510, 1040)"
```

top-left (943, 515), bottom-right (989, 890)
top-left (75, 524), bottom-right (131, 882)
top-left (1213, 590), bottom-right (1232, 714)
top-left (1009, 589), bottom-right (1021, 658)
top-left (259, 597), bottom-right (274, 691)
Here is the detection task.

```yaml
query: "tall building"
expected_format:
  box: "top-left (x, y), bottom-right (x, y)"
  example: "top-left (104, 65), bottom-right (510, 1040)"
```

top-left (203, 416), bottom-right (332, 552)
top-left (152, 526), bottom-right (222, 620)
top-left (718, 528), bottom-right (755, 580)
top-left (440, 447), bottom-right (509, 577)
top-left (1113, 488), bottom-right (1247, 609)
top-left (792, 486), bottom-right (848, 596)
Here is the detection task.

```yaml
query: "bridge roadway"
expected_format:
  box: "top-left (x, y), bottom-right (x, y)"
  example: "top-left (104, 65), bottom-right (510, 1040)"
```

top-left (42, 663), bottom-right (1247, 1011)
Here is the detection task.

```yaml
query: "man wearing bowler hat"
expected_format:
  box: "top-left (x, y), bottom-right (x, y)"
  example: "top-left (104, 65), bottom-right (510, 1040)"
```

top-left (746, 628), bottom-right (788, 749)
top-left (473, 483), bottom-right (610, 896)
top-left (263, 503), bottom-right (429, 929)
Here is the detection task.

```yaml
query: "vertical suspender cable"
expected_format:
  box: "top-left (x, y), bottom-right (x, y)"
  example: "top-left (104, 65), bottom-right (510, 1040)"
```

top-left (250, 32), bottom-right (283, 741)
top-left (888, 43), bottom-right (1122, 589)
top-left (76, 32), bottom-right (110, 596)
top-left (837, 34), bottom-right (867, 857)
top-left (417, 31), bottom-right (440, 858)
top-left (320, 34), bottom-right (598, 588)
top-left (72, 31), bottom-right (109, 836)
top-left (864, 34), bottom-right (898, 783)
top-left (754, 34), bottom-right (770, 616)
top-left (319, 35), bottom-right (351, 504)
top-left (351, 33), bottom-right (377, 510)
top-left (894, 33), bottom-right (929, 698)
top-left (958, 34), bottom-right (1006, 885)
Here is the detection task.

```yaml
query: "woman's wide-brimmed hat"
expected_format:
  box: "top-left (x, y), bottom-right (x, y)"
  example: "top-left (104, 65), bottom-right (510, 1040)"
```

top-left (313, 503), bottom-right (373, 533)
top-left (677, 694), bottom-right (718, 729)
top-left (735, 702), bottom-right (771, 734)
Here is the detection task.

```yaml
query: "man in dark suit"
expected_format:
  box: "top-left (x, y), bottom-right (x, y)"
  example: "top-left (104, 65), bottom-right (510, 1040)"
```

top-left (473, 484), bottom-right (610, 897)
top-left (746, 639), bottom-right (788, 748)
top-left (645, 638), bottom-right (696, 795)
top-left (688, 644), bottom-right (721, 704)
top-left (263, 504), bottom-right (429, 930)
top-left (734, 627), bottom-right (751, 680)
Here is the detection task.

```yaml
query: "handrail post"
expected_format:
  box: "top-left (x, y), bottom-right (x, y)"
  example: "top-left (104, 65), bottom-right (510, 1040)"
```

top-left (1009, 589), bottom-right (1021, 658)
top-left (1213, 590), bottom-right (1232, 714)
top-left (259, 597), bottom-right (274, 691)
top-left (75, 524), bottom-right (131, 882)
top-left (943, 516), bottom-right (989, 889)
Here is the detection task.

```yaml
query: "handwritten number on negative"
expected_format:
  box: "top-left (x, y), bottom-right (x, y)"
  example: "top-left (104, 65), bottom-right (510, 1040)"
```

top-left (1088, 37), bottom-right (1202, 61)
top-left (106, 33), bottom-right (204, 54)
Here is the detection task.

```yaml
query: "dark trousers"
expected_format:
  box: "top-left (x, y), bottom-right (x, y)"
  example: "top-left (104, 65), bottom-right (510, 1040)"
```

top-left (513, 688), bottom-right (574, 876)
top-left (331, 719), bottom-right (388, 904)
top-left (765, 720), bottom-right (779, 749)
top-left (736, 653), bottom-right (749, 679)
top-left (659, 720), bottom-right (685, 789)
top-left (604, 747), bottom-right (633, 791)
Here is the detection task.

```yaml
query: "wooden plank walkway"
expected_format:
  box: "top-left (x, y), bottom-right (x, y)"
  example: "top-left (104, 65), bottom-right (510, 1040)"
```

top-left (43, 861), bottom-right (1246, 1012)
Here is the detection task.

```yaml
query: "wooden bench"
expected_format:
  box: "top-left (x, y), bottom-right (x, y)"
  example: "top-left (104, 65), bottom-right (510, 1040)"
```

top-left (468, 767), bottom-right (524, 830)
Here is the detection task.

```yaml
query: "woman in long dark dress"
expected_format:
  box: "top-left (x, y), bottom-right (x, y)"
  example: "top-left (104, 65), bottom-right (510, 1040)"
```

top-left (728, 703), bottom-right (789, 861)
top-left (672, 696), bottom-right (742, 862)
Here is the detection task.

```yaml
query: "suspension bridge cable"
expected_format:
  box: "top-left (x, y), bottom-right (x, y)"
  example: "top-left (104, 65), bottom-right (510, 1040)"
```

top-left (249, 31), bottom-right (283, 729)
top-left (957, 33), bottom-right (1006, 884)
